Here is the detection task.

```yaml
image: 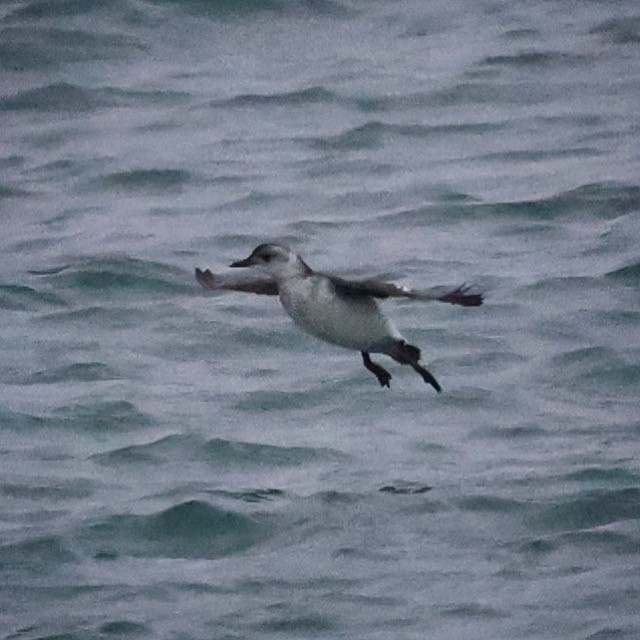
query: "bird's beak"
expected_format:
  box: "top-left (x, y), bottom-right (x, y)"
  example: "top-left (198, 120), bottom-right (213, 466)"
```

top-left (229, 255), bottom-right (255, 268)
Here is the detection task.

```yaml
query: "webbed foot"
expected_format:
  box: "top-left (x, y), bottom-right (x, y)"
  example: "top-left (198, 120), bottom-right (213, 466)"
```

top-left (361, 352), bottom-right (392, 388)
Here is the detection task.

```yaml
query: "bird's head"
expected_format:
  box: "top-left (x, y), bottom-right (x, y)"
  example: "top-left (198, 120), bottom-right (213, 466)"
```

top-left (230, 243), bottom-right (311, 278)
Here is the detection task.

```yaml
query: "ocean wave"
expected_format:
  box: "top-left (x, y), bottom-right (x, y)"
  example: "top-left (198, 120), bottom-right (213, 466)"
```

top-left (0, 183), bottom-right (31, 198)
top-left (310, 122), bottom-right (385, 151)
top-left (0, 406), bottom-right (47, 431)
top-left (233, 387), bottom-right (348, 410)
top-left (521, 519), bottom-right (640, 558)
top-left (493, 183), bottom-right (640, 220)
top-left (549, 346), bottom-right (621, 372)
top-left (562, 467), bottom-right (640, 484)
top-left (557, 523), bottom-right (640, 555)
top-left (0, 25), bottom-right (145, 71)
top-left (152, 0), bottom-right (284, 17)
top-left (518, 276), bottom-right (603, 306)
top-left (260, 613), bottom-right (335, 634)
top-left (0, 480), bottom-right (94, 501)
top-left (309, 120), bottom-right (502, 151)
top-left (214, 190), bottom-right (280, 212)
top-left (214, 85), bottom-right (336, 108)
top-left (440, 602), bottom-right (508, 620)
top-left (0, 41), bottom-right (50, 71)
top-left (533, 488), bottom-right (640, 532)
top-left (213, 86), bottom-right (462, 115)
top-left (148, 0), bottom-right (352, 19)
top-left (0, 82), bottom-right (110, 111)
top-left (548, 346), bottom-right (640, 392)
top-left (470, 423), bottom-right (548, 440)
top-left (90, 433), bottom-right (205, 466)
top-left (54, 400), bottom-right (156, 433)
top-left (378, 481), bottom-right (432, 495)
top-left (502, 28), bottom-right (542, 41)
top-left (99, 621), bottom-right (152, 636)
top-left (479, 50), bottom-right (590, 68)
top-left (474, 147), bottom-right (601, 162)
top-left (92, 433), bottom-right (346, 467)
top-left (0, 535), bottom-right (78, 570)
top-left (31, 255), bottom-right (191, 295)
top-left (85, 168), bottom-right (192, 194)
top-left (5, 0), bottom-right (119, 21)
top-left (457, 495), bottom-right (527, 513)
top-left (210, 488), bottom-right (286, 503)
top-left (427, 81), bottom-right (531, 106)
top-left (15, 362), bottom-right (120, 385)
top-left (0, 283), bottom-right (66, 311)
top-left (590, 16), bottom-right (640, 44)
top-left (78, 499), bottom-right (268, 559)
top-left (37, 305), bottom-right (150, 328)
top-left (449, 350), bottom-right (527, 373)
top-left (0, 82), bottom-right (187, 112)
top-left (374, 182), bottom-right (640, 226)
top-left (606, 260), bottom-right (640, 284)
top-left (204, 436), bottom-right (347, 465)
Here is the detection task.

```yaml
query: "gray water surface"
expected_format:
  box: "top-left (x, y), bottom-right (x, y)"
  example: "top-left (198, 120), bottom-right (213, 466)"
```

top-left (1, 1), bottom-right (639, 638)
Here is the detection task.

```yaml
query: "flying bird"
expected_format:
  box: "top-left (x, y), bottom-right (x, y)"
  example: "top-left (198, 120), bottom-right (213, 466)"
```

top-left (196, 243), bottom-right (482, 392)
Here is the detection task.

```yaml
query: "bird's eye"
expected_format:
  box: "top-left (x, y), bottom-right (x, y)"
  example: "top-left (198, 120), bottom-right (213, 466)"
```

top-left (263, 254), bottom-right (272, 263)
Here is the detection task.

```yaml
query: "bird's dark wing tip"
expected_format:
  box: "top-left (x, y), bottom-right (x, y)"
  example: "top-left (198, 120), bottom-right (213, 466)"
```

top-left (195, 267), bottom-right (218, 290)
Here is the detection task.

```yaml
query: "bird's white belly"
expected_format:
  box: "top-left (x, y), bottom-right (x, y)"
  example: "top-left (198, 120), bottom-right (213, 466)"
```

top-left (279, 277), bottom-right (400, 351)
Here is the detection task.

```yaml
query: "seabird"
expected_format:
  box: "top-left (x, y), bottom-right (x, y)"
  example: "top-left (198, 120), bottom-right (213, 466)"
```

top-left (196, 243), bottom-right (483, 392)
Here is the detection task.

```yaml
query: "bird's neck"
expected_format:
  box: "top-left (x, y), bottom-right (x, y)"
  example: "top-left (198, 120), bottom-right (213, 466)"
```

top-left (270, 254), bottom-right (314, 281)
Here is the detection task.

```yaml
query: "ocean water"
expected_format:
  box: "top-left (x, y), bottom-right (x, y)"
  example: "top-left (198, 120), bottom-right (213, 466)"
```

top-left (1, 0), bottom-right (640, 638)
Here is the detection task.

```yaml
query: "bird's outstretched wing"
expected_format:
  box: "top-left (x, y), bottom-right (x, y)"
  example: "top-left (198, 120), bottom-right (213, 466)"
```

top-left (195, 268), bottom-right (483, 306)
top-left (195, 268), bottom-right (278, 295)
top-left (329, 276), bottom-right (483, 307)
